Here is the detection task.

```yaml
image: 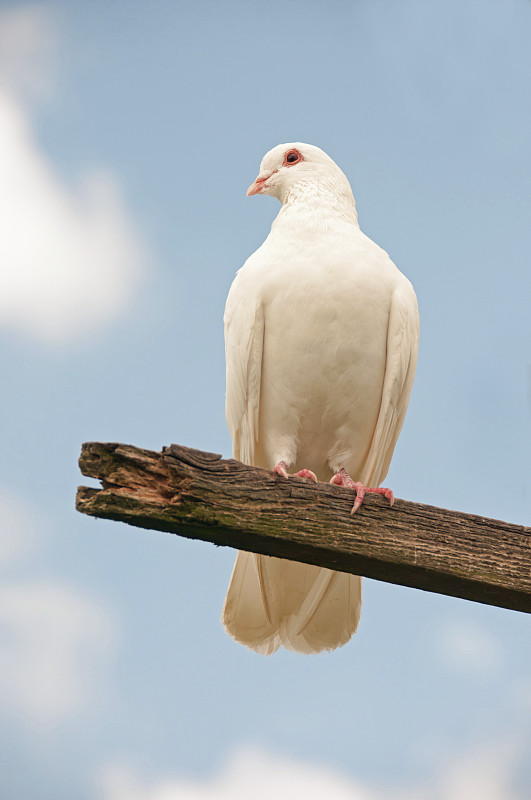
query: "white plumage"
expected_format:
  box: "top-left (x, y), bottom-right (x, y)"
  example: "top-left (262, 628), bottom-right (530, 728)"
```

top-left (222, 143), bottom-right (419, 655)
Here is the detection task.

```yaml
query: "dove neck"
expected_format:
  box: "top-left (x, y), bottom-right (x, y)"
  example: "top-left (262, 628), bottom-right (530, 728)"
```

top-left (275, 178), bottom-right (359, 230)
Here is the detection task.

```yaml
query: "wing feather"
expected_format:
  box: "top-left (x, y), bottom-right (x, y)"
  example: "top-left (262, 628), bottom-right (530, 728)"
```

top-left (360, 283), bottom-right (419, 487)
top-left (224, 278), bottom-right (264, 465)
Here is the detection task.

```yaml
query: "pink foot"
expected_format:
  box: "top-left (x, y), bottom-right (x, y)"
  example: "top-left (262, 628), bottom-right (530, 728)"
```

top-left (273, 461), bottom-right (290, 479)
top-left (273, 461), bottom-right (318, 483)
top-left (330, 468), bottom-right (394, 514)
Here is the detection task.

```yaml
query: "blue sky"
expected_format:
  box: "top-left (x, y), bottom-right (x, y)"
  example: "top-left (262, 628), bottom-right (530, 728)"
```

top-left (0, 1), bottom-right (530, 797)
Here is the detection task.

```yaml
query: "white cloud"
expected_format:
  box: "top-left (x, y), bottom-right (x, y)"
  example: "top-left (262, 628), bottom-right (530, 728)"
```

top-left (0, 486), bottom-right (116, 724)
top-left (0, 580), bottom-right (115, 723)
top-left (98, 749), bottom-right (379, 800)
top-left (0, 7), bottom-right (146, 345)
top-left (430, 739), bottom-right (524, 800)
top-left (434, 617), bottom-right (503, 675)
top-left (97, 743), bottom-right (527, 800)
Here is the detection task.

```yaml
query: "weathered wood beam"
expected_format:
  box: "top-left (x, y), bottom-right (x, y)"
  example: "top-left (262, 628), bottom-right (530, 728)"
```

top-left (76, 442), bottom-right (531, 614)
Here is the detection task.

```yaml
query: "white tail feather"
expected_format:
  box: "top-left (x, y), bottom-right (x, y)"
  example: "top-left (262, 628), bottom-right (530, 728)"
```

top-left (222, 552), bottom-right (361, 655)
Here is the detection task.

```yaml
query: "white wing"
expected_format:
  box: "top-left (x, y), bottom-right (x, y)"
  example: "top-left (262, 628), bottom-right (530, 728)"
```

top-left (224, 273), bottom-right (264, 465)
top-left (360, 282), bottom-right (420, 488)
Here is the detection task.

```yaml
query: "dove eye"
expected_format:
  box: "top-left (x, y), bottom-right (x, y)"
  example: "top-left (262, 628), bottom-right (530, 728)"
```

top-left (284, 149), bottom-right (303, 166)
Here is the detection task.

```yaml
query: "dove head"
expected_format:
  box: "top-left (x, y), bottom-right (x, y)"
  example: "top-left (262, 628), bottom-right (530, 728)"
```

top-left (246, 142), bottom-right (357, 223)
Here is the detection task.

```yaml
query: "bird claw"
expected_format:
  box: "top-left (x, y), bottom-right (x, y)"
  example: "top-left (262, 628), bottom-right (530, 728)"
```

top-left (273, 462), bottom-right (318, 483)
top-left (330, 469), bottom-right (394, 514)
top-left (273, 461), bottom-right (290, 479)
top-left (294, 468), bottom-right (318, 482)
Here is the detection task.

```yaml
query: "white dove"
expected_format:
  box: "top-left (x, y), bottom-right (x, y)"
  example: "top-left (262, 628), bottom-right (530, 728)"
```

top-left (222, 143), bottom-right (419, 655)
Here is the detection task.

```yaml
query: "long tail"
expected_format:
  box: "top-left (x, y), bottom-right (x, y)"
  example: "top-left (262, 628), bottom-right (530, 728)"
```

top-left (222, 552), bottom-right (361, 655)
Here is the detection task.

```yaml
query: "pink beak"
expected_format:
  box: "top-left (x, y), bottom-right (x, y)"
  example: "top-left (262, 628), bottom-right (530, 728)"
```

top-left (246, 171), bottom-right (274, 196)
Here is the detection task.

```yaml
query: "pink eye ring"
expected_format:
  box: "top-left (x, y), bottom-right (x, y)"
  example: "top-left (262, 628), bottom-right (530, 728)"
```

top-left (283, 149), bottom-right (303, 166)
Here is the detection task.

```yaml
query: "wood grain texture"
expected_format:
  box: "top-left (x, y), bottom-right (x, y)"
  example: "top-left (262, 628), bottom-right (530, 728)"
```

top-left (76, 441), bottom-right (531, 614)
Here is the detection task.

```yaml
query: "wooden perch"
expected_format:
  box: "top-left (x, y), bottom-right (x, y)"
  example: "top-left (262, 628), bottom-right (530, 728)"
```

top-left (76, 442), bottom-right (531, 614)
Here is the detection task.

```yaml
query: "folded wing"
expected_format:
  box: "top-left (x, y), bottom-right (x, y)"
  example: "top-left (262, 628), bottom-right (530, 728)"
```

top-left (359, 284), bottom-right (419, 488)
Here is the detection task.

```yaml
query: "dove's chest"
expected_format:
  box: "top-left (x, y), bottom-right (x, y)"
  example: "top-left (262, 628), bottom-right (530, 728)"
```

top-left (250, 230), bottom-right (394, 368)
top-left (236, 231), bottom-right (393, 427)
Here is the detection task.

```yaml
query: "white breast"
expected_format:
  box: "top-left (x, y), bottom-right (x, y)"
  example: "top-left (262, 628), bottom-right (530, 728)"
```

top-left (226, 221), bottom-right (414, 481)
